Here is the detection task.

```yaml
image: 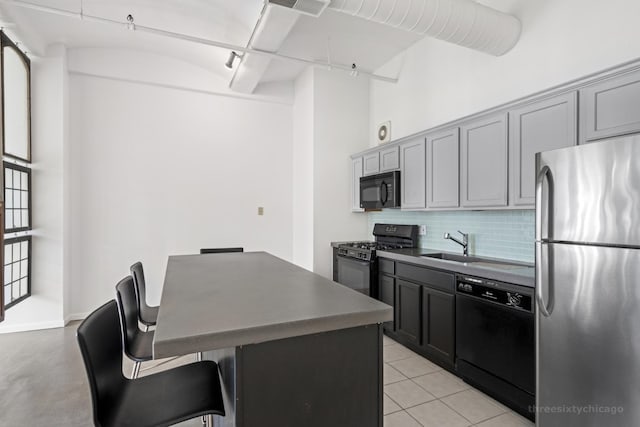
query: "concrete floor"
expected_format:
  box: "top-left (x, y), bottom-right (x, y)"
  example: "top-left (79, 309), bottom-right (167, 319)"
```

top-left (0, 322), bottom-right (91, 425)
top-left (0, 321), bottom-right (198, 426)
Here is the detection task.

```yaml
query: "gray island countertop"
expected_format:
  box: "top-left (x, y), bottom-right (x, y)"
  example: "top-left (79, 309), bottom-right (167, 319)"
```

top-left (153, 252), bottom-right (392, 358)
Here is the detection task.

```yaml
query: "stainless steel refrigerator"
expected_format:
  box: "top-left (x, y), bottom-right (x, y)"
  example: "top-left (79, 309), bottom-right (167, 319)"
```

top-left (535, 135), bottom-right (640, 426)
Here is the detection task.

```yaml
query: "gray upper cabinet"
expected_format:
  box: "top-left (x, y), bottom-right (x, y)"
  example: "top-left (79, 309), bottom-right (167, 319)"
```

top-left (380, 146), bottom-right (400, 171)
top-left (400, 137), bottom-right (426, 209)
top-left (363, 152), bottom-right (380, 176)
top-left (426, 128), bottom-right (459, 208)
top-left (581, 69), bottom-right (640, 143)
top-left (461, 114), bottom-right (508, 207)
top-left (509, 93), bottom-right (577, 206)
top-left (351, 157), bottom-right (364, 212)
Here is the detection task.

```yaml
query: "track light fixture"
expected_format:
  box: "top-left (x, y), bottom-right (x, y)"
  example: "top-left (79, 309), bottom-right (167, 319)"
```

top-left (350, 63), bottom-right (358, 77)
top-left (225, 51), bottom-right (242, 69)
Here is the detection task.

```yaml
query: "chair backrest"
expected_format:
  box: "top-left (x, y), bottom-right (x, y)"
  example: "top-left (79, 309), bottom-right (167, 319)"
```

top-left (115, 276), bottom-right (141, 360)
top-left (200, 247), bottom-right (244, 254)
top-left (76, 300), bottom-right (126, 426)
top-left (130, 261), bottom-right (147, 310)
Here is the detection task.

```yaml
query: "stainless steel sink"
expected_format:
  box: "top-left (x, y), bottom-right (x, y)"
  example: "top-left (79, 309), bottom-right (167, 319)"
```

top-left (421, 253), bottom-right (529, 270)
top-left (421, 253), bottom-right (484, 263)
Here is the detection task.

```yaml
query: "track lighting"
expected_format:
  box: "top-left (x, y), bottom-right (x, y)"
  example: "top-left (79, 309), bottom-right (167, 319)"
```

top-left (350, 63), bottom-right (358, 77)
top-left (225, 51), bottom-right (242, 69)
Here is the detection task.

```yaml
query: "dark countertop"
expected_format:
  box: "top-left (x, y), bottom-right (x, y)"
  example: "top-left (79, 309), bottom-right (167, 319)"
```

top-left (153, 252), bottom-right (393, 358)
top-left (376, 248), bottom-right (535, 288)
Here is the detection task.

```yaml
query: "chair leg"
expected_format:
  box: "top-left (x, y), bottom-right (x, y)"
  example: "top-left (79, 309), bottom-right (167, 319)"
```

top-left (132, 361), bottom-right (141, 379)
top-left (201, 404), bottom-right (212, 425)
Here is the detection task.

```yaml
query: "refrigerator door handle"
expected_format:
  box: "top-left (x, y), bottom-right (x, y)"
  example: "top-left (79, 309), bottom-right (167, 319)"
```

top-left (535, 165), bottom-right (551, 242)
top-left (536, 164), bottom-right (553, 317)
top-left (535, 242), bottom-right (553, 317)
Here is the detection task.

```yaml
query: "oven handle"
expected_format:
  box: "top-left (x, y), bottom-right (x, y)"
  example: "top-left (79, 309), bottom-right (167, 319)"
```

top-left (337, 254), bottom-right (370, 267)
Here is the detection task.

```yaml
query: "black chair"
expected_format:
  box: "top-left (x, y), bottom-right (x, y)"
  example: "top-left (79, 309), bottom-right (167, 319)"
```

top-left (116, 276), bottom-right (154, 378)
top-left (77, 300), bottom-right (225, 427)
top-left (130, 262), bottom-right (158, 331)
top-left (200, 247), bottom-right (244, 254)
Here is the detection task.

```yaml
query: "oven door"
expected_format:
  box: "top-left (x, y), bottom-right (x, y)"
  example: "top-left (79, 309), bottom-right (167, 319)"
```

top-left (336, 255), bottom-right (371, 296)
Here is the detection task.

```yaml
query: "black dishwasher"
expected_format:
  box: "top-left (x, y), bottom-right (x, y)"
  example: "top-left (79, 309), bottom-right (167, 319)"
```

top-left (455, 275), bottom-right (535, 421)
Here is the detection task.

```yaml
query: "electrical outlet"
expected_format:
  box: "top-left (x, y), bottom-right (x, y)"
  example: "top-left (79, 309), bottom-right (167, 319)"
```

top-left (258, 207), bottom-right (264, 216)
top-left (419, 225), bottom-right (427, 235)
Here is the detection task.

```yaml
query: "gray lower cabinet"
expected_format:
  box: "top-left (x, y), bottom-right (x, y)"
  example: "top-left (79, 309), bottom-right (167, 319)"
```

top-left (379, 274), bottom-right (395, 332)
top-left (460, 114), bottom-right (508, 207)
top-left (396, 279), bottom-right (421, 346)
top-left (363, 152), bottom-right (380, 176)
top-left (427, 128), bottom-right (460, 208)
top-left (400, 137), bottom-right (427, 209)
top-left (351, 157), bottom-right (364, 211)
top-left (581, 68), bottom-right (640, 143)
top-left (509, 92), bottom-right (577, 206)
top-left (380, 146), bottom-right (400, 171)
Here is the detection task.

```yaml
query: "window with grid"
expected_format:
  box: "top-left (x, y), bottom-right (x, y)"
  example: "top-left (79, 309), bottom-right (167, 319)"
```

top-left (4, 162), bottom-right (30, 233)
top-left (1, 30), bottom-right (32, 316)
top-left (3, 236), bottom-right (30, 308)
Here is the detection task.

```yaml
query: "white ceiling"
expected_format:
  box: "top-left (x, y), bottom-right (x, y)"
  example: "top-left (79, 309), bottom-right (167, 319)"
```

top-left (0, 0), bottom-right (521, 88)
top-left (260, 8), bottom-right (421, 83)
top-left (0, 0), bottom-right (263, 79)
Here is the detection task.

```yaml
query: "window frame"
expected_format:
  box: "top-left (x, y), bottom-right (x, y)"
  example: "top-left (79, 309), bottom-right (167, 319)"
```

top-left (1, 31), bottom-right (32, 314)
top-left (3, 161), bottom-right (32, 233)
top-left (1, 31), bottom-right (32, 163)
top-left (3, 235), bottom-right (31, 310)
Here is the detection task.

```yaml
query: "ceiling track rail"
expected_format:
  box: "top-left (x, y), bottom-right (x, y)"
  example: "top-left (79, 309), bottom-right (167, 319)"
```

top-left (0, 0), bottom-right (398, 83)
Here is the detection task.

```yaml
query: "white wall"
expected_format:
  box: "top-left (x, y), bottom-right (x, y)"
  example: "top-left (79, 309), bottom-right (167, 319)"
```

top-left (370, 0), bottom-right (640, 143)
top-left (291, 68), bottom-right (371, 279)
top-left (312, 69), bottom-right (370, 278)
top-left (291, 68), bottom-right (314, 271)
top-left (67, 49), bottom-right (293, 317)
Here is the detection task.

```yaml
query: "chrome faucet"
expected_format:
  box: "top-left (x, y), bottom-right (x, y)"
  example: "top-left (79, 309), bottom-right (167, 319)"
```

top-left (444, 230), bottom-right (469, 256)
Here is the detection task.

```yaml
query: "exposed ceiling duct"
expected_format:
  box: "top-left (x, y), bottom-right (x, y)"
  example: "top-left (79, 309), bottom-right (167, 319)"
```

top-left (284, 0), bottom-right (522, 56)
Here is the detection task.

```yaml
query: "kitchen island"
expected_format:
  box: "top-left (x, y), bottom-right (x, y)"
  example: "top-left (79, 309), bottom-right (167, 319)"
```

top-left (153, 252), bottom-right (392, 427)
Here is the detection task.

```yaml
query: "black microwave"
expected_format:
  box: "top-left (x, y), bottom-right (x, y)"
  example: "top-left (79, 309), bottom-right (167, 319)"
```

top-left (360, 171), bottom-right (401, 209)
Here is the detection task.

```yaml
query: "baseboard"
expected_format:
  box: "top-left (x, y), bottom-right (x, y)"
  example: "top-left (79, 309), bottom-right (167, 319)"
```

top-left (65, 312), bottom-right (89, 324)
top-left (0, 319), bottom-right (66, 334)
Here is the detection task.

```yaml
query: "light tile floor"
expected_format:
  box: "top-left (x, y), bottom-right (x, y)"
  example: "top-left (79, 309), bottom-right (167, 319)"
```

top-left (382, 335), bottom-right (534, 427)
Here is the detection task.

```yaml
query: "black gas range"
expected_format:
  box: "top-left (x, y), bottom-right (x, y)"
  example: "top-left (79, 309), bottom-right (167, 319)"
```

top-left (332, 224), bottom-right (419, 298)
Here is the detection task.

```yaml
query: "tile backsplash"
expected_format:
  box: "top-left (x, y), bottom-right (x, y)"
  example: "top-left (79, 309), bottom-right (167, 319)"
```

top-left (368, 210), bottom-right (535, 263)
